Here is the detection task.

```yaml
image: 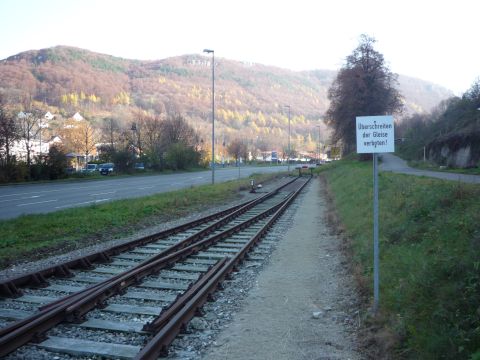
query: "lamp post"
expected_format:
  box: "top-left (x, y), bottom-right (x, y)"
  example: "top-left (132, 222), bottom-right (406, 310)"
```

top-left (203, 49), bottom-right (215, 184)
top-left (38, 118), bottom-right (42, 160)
top-left (316, 125), bottom-right (321, 163)
top-left (285, 105), bottom-right (291, 172)
top-left (131, 123), bottom-right (137, 164)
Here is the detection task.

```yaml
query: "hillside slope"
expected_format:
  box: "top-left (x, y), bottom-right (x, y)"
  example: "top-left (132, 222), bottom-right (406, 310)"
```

top-left (0, 46), bottom-right (453, 151)
top-left (398, 82), bottom-right (480, 167)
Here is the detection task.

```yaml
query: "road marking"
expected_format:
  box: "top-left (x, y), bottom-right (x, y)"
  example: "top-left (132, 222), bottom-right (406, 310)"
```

top-left (0, 198), bottom-right (18, 203)
top-left (54, 198), bottom-right (110, 209)
top-left (89, 191), bottom-right (116, 196)
top-left (0, 184), bottom-right (116, 199)
top-left (0, 189), bottom-right (62, 198)
top-left (138, 186), bottom-right (154, 190)
top-left (21, 195), bottom-right (41, 199)
top-left (17, 200), bottom-right (58, 207)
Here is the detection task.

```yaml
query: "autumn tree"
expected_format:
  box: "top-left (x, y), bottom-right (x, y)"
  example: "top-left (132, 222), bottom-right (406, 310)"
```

top-left (326, 35), bottom-right (403, 154)
top-left (76, 121), bottom-right (99, 167)
top-left (0, 94), bottom-right (19, 167)
top-left (61, 119), bottom-right (99, 168)
top-left (227, 139), bottom-right (248, 165)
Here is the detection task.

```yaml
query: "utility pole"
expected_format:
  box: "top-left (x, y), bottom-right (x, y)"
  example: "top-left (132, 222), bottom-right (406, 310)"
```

top-left (285, 105), bottom-right (291, 172)
top-left (203, 49), bottom-right (215, 184)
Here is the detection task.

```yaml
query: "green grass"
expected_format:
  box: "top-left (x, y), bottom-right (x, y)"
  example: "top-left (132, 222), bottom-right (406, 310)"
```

top-left (320, 159), bottom-right (480, 359)
top-left (0, 172), bottom-right (283, 268)
top-left (407, 160), bottom-right (480, 175)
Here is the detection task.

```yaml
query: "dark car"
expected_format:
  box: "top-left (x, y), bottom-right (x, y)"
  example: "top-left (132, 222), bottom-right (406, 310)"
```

top-left (134, 162), bottom-right (145, 170)
top-left (99, 163), bottom-right (114, 175)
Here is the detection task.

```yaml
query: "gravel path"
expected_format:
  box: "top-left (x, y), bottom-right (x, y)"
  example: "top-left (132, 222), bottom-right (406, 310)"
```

top-left (201, 178), bottom-right (362, 360)
top-left (380, 153), bottom-right (480, 183)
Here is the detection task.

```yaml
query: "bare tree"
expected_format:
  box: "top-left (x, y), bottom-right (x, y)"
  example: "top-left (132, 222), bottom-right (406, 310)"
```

top-left (138, 112), bottom-right (164, 161)
top-left (256, 137), bottom-right (269, 161)
top-left (103, 117), bottom-right (120, 151)
top-left (132, 109), bottom-right (159, 157)
top-left (17, 108), bottom-right (42, 170)
top-left (161, 114), bottom-right (198, 148)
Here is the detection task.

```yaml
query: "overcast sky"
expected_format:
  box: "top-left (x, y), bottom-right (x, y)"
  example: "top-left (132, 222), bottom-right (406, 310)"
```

top-left (1, 0), bottom-right (479, 94)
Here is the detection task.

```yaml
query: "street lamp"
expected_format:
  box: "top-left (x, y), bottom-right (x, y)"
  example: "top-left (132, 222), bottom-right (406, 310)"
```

top-left (131, 123), bottom-right (137, 162)
top-left (203, 48), bottom-right (215, 184)
top-left (285, 105), bottom-right (291, 172)
top-left (38, 118), bottom-right (42, 160)
top-left (316, 125), bottom-right (321, 163)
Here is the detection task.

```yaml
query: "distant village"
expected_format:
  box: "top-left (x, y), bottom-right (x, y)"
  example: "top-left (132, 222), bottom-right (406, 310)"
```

top-left (9, 111), bottom-right (95, 171)
top-left (8, 110), bottom-right (335, 173)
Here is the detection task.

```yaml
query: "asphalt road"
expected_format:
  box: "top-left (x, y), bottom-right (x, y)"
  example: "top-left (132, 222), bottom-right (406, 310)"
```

top-left (380, 153), bottom-right (480, 184)
top-left (0, 166), bottom-right (290, 220)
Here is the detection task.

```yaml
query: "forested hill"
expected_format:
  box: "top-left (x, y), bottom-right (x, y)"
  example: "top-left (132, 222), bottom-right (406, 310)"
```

top-left (0, 46), bottom-right (452, 150)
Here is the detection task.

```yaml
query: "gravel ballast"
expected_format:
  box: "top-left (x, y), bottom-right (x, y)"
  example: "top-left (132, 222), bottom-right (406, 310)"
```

top-left (201, 177), bottom-right (362, 359)
top-left (1, 176), bottom-right (363, 359)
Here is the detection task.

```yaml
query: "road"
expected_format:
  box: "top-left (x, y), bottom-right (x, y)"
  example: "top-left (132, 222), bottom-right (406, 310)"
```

top-left (380, 153), bottom-right (480, 184)
top-left (0, 166), bottom-right (289, 220)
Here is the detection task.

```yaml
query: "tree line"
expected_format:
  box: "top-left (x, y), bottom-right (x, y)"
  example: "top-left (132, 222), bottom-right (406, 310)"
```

top-left (396, 79), bottom-right (480, 166)
top-left (0, 92), bottom-right (261, 183)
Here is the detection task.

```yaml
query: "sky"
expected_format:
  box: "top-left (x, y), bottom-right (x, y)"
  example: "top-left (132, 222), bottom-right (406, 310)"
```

top-left (0, 0), bottom-right (479, 95)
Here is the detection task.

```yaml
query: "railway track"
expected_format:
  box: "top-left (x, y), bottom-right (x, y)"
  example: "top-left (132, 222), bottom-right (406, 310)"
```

top-left (0, 175), bottom-right (310, 359)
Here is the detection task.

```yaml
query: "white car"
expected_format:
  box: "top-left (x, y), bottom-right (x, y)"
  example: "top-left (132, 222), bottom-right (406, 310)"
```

top-left (86, 164), bottom-right (98, 172)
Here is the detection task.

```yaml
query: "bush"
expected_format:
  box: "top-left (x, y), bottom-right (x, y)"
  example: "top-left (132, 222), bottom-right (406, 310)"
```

top-left (46, 146), bottom-right (68, 180)
top-left (164, 143), bottom-right (200, 170)
top-left (112, 149), bottom-right (134, 173)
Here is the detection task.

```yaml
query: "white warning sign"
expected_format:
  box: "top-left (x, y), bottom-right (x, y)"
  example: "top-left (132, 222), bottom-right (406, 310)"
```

top-left (356, 115), bottom-right (394, 153)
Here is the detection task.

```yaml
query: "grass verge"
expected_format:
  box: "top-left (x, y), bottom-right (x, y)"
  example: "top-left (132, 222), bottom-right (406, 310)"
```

top-left (0, 172), bottom-right (283, 269)
top-left (407, 160), bottom-right (480, 175)
top-left (318, 159), bottom-right (480, 359)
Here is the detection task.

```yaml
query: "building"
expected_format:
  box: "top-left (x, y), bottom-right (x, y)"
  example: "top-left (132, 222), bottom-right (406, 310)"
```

top-left (44, 112), bottom-right (55, 120)
top-left (72, 112), bottom-right (83, 121)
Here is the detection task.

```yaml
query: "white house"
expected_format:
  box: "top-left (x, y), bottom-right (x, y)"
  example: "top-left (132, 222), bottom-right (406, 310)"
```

top-left (7, 135), bottom-right (62, 162)
top-left (9, 140), bottom-right (48, 161)
top-left (49, 135), bottom-right (62, 145)
top-left (72, 112), bottom-right (83, 121)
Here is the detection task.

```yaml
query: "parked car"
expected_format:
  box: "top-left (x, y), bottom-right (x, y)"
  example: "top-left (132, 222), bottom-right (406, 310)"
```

top-left (86, 163), bottom-right (98, 172)
top-left (99, 163), bottom-right (114, 175)
top-left (134, 162), bottom-right (145, 170)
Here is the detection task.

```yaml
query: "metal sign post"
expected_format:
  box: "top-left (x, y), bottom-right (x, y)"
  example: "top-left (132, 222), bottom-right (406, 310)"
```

top-left (373, 152), bottom-right (379, 312)
top-left (356, 115), bottom-right (394, 313)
